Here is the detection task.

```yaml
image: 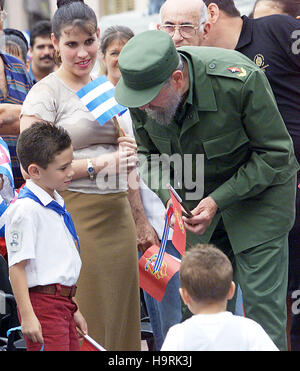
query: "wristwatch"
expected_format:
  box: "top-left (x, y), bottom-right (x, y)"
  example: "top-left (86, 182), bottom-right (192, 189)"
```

top-left (87, 159), bottom-right (95, 181)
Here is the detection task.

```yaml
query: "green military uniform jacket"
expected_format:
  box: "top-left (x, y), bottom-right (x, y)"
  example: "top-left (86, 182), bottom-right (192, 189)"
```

top-left (130, 46), bottom-right (299, 253)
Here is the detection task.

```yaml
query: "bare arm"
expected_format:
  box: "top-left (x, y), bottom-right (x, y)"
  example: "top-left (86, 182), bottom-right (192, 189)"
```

top-left (127, 168), bottom-right (160, 253)
top-left (0, 104), bottom-right (22, 134)
top-left (72, 297), bottom-right (88, 338)
top-left (9, 261), bottom-right (43, 343)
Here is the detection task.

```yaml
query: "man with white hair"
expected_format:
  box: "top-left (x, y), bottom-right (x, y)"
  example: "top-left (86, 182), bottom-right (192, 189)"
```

top-left (158, 0), bottom-right (210, 47)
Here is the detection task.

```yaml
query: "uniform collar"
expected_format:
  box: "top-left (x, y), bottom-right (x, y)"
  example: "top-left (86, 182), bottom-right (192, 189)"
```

top-left (25, 179), bottom-right (64, 207)
top-left (181, 54), bottom-right (193, 106)
top-left (178, 48), bottom-right (217, 112)
top-left (236, 16), bottom-right (253, 50)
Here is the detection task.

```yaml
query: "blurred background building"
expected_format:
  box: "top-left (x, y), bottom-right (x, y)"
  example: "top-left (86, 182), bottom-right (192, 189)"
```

top-left (3, 0), bottom-right (255, 35)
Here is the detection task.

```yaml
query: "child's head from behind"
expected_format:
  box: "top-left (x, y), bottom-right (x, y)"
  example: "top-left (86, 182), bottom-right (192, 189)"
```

top-left (17, 122), bottom-right (74, 196)
top-left (180, 244), bottom-right (233, 307)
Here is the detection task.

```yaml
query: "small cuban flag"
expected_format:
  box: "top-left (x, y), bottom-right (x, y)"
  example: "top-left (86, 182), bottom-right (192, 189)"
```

top-left (0, 137), bottom-right (15, 236)
top-left (76, 75), bottom-right (127, 126)
top-left (0, 137), bottom-right (14, 192)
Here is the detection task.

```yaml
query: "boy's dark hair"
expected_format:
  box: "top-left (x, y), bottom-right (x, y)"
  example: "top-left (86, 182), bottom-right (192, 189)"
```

top-left (180, 244), bottom-right (233, 303)
top-left (203, 0), bottom-right (241, 17)
top-left (30, 20), bottom-right (52, 48)
top-left (0, 0), bottom-right (4, 11)
top-left (17, 121), bottom-right (72, 172)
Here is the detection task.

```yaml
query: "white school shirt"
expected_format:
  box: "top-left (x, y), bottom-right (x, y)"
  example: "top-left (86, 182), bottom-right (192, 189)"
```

top-left (161, 311), bottom-right (279, 351)
top-left (6, 180), bottom-right (82, 287)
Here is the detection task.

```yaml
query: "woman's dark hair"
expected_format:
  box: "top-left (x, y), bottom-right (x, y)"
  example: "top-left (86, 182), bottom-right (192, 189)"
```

top-left (57, 0), bottom-right (84, 8)
top-left (100, 25), bottom-right (134, 55)
top-left (53, 0), bottom-right (97, 40)
top-left (252, 0), bottom-right (300, 18)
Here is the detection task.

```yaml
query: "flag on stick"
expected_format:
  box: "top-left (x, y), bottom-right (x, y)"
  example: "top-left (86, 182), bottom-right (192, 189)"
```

top-left (139, 245), bottom-right (181, 302)
top-left (152, 205), bottom-right (173, 274)
top-left (169, 187), bottom-right (186, 256)
top-left (76, 75), bottom-right (127, 126)
top-left (0, 137), bottom-right (15, 236)
top-left (152, 185), bottom-right (187, 274)
top-left (80, 334), bottom-right (106, 351)
top-left (0, 137), bottom-right (14, 191)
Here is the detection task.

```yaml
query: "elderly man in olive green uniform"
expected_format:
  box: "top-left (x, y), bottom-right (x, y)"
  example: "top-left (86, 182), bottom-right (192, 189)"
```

top-left (115, 30), bottom-right (299, 350)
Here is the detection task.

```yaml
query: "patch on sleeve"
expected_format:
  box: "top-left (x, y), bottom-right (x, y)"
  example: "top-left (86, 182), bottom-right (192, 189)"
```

top-left (8, 230), bottom-right (22, 252)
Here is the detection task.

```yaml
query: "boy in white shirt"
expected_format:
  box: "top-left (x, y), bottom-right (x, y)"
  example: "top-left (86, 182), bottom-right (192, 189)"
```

top-left (161, 244), bottom-right (278, 351)
top-left (6, 122), bottom-right (87, 351)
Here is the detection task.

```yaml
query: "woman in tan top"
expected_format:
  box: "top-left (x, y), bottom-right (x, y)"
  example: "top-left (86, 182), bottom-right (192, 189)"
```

top-left (20, 0), bottom-right (141, 350)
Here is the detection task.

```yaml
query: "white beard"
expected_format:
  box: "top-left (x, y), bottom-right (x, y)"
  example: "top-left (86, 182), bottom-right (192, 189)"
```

top-left (145, 88), bottom-right (183, 126)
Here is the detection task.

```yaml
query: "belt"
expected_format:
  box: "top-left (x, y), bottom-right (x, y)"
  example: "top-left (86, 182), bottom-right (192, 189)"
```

top-left (29, 284), bottom-right (77, 298)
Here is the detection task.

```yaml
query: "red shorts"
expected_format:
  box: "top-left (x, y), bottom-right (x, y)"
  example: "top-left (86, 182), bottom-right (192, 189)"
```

top-left (20, 290), bottom-right (80, 351)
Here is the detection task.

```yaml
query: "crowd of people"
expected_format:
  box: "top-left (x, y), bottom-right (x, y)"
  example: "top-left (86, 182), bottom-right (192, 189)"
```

top-left (0, 0), bottom-right (299, 352)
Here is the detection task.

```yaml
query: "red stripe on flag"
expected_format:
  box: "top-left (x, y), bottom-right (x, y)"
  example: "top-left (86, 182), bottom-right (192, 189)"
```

top-left (81, 338), bottom-right (99, 351)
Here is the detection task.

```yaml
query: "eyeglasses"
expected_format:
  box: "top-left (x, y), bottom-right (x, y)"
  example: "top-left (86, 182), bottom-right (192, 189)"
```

top-left (159, 24), bottom-right (200, 38)
top-left (0, 9), bottom-right (7, 22)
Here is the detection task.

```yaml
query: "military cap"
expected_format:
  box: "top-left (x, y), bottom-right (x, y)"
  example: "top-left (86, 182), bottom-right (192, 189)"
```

top-left (115, 30), bottom-right (179, 108)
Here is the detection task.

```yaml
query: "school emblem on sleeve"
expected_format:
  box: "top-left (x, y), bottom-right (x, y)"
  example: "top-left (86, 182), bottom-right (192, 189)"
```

top-left (8, 230), bottom-right (22, 252)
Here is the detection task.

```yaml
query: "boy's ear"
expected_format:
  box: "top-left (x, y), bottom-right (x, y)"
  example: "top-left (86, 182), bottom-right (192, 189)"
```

top-left (227, 281), bottom-right (236, 301)
top-left (20, 165), bottom-right (30, 180)
top-left (27, 163), bottom-right (41, 179)
top-left (179, 287), bottom-right (191, 306)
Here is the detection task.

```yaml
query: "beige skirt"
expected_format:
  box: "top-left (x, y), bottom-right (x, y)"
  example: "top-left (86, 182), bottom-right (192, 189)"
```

top-left (61, 190), bottom-right (141, 351)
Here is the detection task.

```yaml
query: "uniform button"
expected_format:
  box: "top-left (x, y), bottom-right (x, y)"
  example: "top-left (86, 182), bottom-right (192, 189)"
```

top-left (209, 63), bottom-right (216, 69)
